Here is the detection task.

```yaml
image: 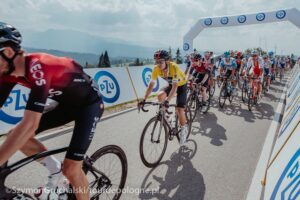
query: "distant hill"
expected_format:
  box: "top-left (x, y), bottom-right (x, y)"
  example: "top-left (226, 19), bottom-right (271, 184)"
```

top-left (24, 47), bottom-right (152, 67)
top-left (22, 29), bottom-right (158, 58)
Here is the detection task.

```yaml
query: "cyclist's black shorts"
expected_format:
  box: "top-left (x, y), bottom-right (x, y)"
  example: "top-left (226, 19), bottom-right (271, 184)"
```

top-left (35, 97), bottom-right (104, 161)
top-left (162, 84), bottom-right (187, 108)
top-left (225, 69), bottom-right (233, 78)
top-left (193, 72), bottom-right (208, 87)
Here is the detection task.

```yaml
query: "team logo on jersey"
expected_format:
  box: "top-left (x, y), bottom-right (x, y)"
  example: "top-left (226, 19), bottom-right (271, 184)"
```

top-left (142, 68), bottom-right (159, 92)
top-left (256, 13), bottom-right (265, 21)
top-left (30, 62), bottom-right (46, 86)
top-left (271, 148), bottom-right (300, 200)
top-left (220, 17), bottom-right (229, 25)
top-left (94, 71), bottom-right (120, 103)
top-left (276, 10), bottom-right (286, 19)
top-left (237, 15), bottom-right (246, 23)
top-left (204, 18), bottom-right (212, 26)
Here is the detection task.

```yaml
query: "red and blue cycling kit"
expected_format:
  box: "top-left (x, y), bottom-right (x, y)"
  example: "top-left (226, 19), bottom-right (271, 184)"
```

top-left (0, 53), bottom-right (103, 160)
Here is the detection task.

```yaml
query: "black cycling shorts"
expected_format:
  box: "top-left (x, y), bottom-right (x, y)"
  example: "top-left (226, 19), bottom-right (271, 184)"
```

top-left (161, 84), bottom-right (187, 108)
top-left (35, 97), bottom-right (104, 161)
top-left (193, 72), bottom-right (208, 87)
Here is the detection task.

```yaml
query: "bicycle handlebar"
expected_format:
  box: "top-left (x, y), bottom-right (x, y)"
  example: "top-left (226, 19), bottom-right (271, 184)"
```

top-left (138, 101), bottom-right (175, 114)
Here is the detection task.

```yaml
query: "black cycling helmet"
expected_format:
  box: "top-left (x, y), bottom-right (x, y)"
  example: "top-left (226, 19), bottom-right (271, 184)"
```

top-left (0, 22), bottom-right (22, 75)
top-left (0, 22), bottom-right (22, 49)
top-left (192, 53), bottom-right (202, 61)
top-left (154, 50), bottom-right (170, 60)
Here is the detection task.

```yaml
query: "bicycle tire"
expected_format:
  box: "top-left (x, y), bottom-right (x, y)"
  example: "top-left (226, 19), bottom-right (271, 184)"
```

top-left (139, 116), bottom-right (168, 168)
top-left (248, 89), bottom-right (254, 111)
top-left (84, 145), bottom-right (128, 200)
top-left (219, 85), bottom-right (227, 108)
top-left (185, 106), bottom-right (192, 139)
top-left (187, 92), bottom-right (199, 121)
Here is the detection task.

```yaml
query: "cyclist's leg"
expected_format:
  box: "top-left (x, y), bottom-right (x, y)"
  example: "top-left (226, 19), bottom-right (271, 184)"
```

top-left (21, 105), bottom-right (75, 157)
top-left (63, 99), bottom-right (104, 199)
top-left (158, 85), bottom-right (171, 102)
top-left (176, 84), bottom-right (187, 126)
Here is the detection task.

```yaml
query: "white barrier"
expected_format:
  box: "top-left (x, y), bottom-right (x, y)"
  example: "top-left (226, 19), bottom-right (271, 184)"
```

top-left (0, 64), bottom-right (187, 135)
top-left (263, 65), bottom-right (300, 200)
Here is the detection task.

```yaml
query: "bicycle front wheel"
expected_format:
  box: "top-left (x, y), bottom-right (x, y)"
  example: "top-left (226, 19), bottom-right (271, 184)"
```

top-left (139, 116), bottom-right (168, 168)
top-left (84, 145), bottom-right (128, 200)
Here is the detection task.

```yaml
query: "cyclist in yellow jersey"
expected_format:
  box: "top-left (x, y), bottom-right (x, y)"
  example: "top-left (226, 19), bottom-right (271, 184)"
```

top-left (140, 50), bottom-right (188, 145)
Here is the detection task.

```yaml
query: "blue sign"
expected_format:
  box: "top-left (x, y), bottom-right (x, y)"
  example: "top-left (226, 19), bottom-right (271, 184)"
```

top-left (256, 13), bottom-right (265, 21)
top-left (204, 18), bottom-right (212, 26)
top-left (237, 15), bottom-right (246, 23)
top-left (0, 89), bottom-right (28, 124)
top-left (276, 10), bottom-right (286, 19)
top-left (142, 68), bottom-right (159, 92)
top-left (94, 71), bottom-right (120, 103)
top-left (271, 148), bottom-right (300, 200)
top-left (220, 17), bottom-right (229, 25)
top-left (183, 43), bottom-right (190, 51)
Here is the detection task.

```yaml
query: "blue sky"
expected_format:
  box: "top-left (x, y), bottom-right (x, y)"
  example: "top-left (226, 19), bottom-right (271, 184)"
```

top-left (1, 0), bottom-right (300, 55)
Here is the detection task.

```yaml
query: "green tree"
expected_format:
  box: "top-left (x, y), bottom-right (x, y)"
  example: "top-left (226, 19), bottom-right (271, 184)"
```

top-left (103, 50), bottom-right (111, 68)
top-left (175, 48), bottom-right (183, 64)
top-left (98, 53), bottom-right (104, 68)
top-left (168, 46), bottom-right (173, 61)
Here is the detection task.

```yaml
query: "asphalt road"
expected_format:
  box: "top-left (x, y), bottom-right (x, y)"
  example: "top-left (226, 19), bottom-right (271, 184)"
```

top-left (2, 73), bottom-right (289, 200)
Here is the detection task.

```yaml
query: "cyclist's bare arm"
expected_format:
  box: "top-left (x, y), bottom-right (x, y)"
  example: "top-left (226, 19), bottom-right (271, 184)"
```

top-left (166, 82), bottom-right (178, 102)
top-left (144, 81), bottom-right (155, 100)
top-left (0, 110), bottom-right (42, 165)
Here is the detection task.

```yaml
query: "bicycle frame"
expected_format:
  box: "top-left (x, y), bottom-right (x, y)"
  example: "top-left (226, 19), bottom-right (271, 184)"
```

top-left (0, 147), bottom-right (68, 198)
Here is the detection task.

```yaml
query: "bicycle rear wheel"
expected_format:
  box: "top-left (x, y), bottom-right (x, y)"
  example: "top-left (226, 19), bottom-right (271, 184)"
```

top-left (139, 116), bottom-right (168, 168)
top-left (241, 82), bottom-right (248, 102)
top-left (209, 80), bottom-right (216, 97)
top-left (248, 89), bottom-right (254, 111)
top-left (219, 85), bottom-right (227, 108)
top-left (84, 145), bottom-right (128, 200)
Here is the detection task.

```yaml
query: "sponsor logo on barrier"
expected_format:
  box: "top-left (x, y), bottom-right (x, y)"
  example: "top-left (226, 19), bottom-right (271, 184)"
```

top-left (271, 148), bottom-right (300, 200)
top-left (204, 18), bottom-right (212, 26)
top-left (276, 10), bottom-right (286, 19)
top-left (142, 68), bottom-right (159, 92)
top-left (0, 89), bottom-right (28, 124)
top-left (237, 15), bottom-right (246, 23)
top-left (256, 13), bottom-right (265, 21)
top-left (94, 71), bottom-right (120, 103)
top-left (183, 43), bottom-right (190, 51)
top-left (279, 101), bottom-right (300, 137)
top-left (220, 17), bottom-right (229, 25)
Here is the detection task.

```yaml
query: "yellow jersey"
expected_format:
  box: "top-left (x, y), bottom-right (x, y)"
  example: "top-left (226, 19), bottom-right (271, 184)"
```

top-left (152, 62), bottom-right (187, 86)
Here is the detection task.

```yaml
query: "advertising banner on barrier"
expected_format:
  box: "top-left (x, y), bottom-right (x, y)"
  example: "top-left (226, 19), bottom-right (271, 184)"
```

top-left (0, 64), bottom-right (188, 135)
top-left (126, 66), bottom-right (168, 98)
top-left (0, 85), bottom-right (30, 134)
top-left (285, 71), bottom-right (300, 112)
top-left (84, 68), bottom-right (137, 107)
top-left (264, 124), bottom-right (300, 200)
top-left (269, 97), bottom-right (300, 162)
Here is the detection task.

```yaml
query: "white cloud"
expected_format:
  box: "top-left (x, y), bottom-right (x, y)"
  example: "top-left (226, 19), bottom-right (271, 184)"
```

top-left (0, 0), bottom-right (299, 54)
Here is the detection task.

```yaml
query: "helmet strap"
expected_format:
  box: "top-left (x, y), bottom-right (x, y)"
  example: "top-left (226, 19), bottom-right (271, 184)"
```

top-left (0, 50), bottom-right (18, 75)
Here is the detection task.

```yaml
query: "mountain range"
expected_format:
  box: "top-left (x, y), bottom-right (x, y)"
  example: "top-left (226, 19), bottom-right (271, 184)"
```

top-left (22, 29), bottom-right (158, 59)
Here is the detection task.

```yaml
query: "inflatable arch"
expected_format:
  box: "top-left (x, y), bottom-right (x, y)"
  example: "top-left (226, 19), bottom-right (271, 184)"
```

top-left (183, 8), bottom-right (300, 54)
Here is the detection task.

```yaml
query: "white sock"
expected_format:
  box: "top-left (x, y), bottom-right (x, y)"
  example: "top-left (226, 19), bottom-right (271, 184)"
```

top-left (39, 156), bottom-right (61, 175)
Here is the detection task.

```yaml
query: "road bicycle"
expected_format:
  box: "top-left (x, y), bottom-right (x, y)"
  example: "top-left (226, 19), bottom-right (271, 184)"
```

top-left (0, 145), bottom-right (127, 200)
top-left (138, 102), bottom-right (192, 168)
